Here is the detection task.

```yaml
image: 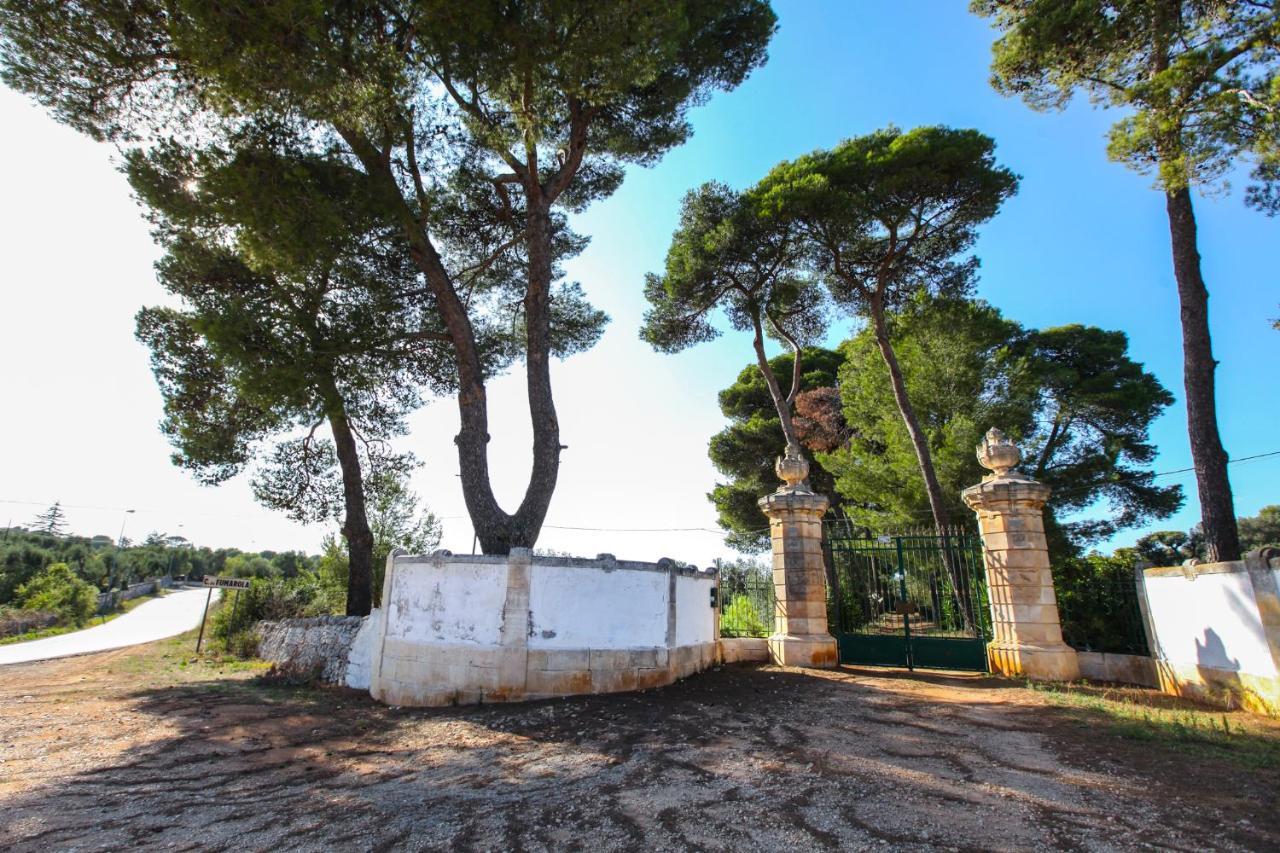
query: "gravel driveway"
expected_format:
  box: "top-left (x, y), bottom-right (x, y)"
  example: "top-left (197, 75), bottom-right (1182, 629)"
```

top-left (0, 641), bottom-right (1277, 851)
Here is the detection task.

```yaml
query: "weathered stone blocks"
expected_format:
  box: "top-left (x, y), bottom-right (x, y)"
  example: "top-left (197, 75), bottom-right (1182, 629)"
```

top-left (963, 429), bottom-right (1079, 682)
top-left (758, 463), bottom-right (838, 669)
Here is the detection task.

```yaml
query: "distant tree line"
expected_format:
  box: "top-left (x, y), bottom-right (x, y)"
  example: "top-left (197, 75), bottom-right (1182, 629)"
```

top-left (0, 521), bottom-right (317, 608)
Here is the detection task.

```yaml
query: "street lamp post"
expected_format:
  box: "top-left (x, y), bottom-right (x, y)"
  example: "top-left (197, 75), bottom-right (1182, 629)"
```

top-left (110, 509), bottom-right (136, 593)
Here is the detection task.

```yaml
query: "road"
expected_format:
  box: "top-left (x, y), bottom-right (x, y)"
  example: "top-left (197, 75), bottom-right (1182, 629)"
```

top-left (0, 586), bottom-right (219, 665)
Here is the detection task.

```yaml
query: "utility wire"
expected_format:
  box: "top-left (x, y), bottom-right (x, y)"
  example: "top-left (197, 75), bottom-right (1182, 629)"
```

top-left (2, 449), bottom-right (1276, 536)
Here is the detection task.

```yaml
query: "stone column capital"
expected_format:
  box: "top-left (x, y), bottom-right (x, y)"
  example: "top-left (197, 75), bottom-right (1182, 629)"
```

top-left (961, 475), bottom-right (1052, 513)
top-left (758, 489), bottom-right (830, 519)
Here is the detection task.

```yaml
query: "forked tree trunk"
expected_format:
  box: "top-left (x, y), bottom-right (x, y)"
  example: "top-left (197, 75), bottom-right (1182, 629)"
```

top-left (355, 145), bottom-right (561, 555)
top-left (506, 201), bottom-right (563, 549)
top-left (417, 199), bottom-right (562, 554)
top-left (1165, 187), bottom-right (1240, 562)
top-left (328, 405), bottom-right (375, 617)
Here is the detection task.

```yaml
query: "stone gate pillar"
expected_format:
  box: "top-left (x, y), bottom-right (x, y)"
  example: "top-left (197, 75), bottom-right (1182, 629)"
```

top-left (759, 443), bottom-right (838, 668)
top-left (962, 429), bottom-right (1079, 681)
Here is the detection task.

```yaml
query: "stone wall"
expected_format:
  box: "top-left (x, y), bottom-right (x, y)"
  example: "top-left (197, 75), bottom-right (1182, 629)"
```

top-left (96, 576), bottom-right (173, 611)
top-left (370, 549), bottom-right (718, 707)
top-left (1076, 651), bottom-right (1159, 688)
top-left (719, 637), bottom-right (770, 664)
top-left (257, 615), bottom-right (372, 685)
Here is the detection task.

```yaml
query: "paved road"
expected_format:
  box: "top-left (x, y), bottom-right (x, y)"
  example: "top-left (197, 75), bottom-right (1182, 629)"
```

top-left (0, 586), bottom-right (219, 665)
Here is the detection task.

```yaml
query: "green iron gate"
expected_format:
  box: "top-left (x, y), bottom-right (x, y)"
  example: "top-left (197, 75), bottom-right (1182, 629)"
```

top-left (826, 528), bottom-right (990, 672)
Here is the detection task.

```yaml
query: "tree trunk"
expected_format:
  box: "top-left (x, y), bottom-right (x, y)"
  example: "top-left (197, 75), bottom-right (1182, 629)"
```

top-left (343, 134), bottom-right (525, 555)
top-left (750, 312), bottom-right (800, 449)
top-left (504, 200), bottom-right (563, 550)
top-left (870, 306), bottom-right (950, 531)
top-left (328, 405), bottom-right (375, 617)
top-left (871, 305), bottom-right (974, 631)
top-left (1164, 187), bottom-right (1240, 562)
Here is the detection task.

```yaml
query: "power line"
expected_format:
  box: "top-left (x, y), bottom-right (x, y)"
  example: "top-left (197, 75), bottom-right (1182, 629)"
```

top-left (2, 449), bottom-right (1275, 535)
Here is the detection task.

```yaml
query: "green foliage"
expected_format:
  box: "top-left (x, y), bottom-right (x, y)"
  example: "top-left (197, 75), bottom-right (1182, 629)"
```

top-left (15, 563), bottom-right (97, 627)
top-left (641, 180), bottom-right (826, 357)
top-left (818, 294), bottom-right (1181, 552)
top-left (1134, 530), bottom-right (1198, 567)
top-left (821, 294), bottom-right (1025, 532)
top-left (720, 595), bottom-right (769, 639)
top-left (313, 471), bottom-right (443, 607)
top-left (751, 126), bottom-right (1020, 532)
top-left (708, 349), bottom-right (844, 551)
top-left (0, 0), bottom-right (772, 553)
top-left (1239, 505), bottom-right (1280, 551)
top-left (0, 526), bottom-right (317, 607)
top-left (224, 554), bottom-right (278, 580)
top-left (28, 502), bottom-right (67, 536)
top-left (1029, 682), bottom-right (1280, 768)
top-left (129, 140), bottom-right (445, 502)
top-left (1053, 550), bottom-right (1150, 655)
top-left (975, 1), bottom-right (1280, 202)
top-left (0, 606), bottom-right (59, 640)
top-left (212, 574), bottom-right (345, 647)
top-left (756, 126), bottom-right (1020, 315)
top-left (1013, 323), bottom-right (1184, 546)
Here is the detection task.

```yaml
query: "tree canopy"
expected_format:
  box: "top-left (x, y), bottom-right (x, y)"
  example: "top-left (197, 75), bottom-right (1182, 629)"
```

top-left (0, 0), bottom-right (776, 553)
top-left (130, 139), bottom-right (449, 615)
top-left (975, 0), bottom-right (1280, 201)
top-left (28, 502), bottom-right (68, 537)
top-left (973, 0), bottom-right (1280, 561)
top-left (642, 181), bottom-right (827, 453)
top-left (755, 126), bottom-right (1020, 533)
top-left (708, 348), bottom-right (844, 552)
top-left (815, 295), bottom-right (1181, 554)
top-left (1239, 505), bottom-right (1280, 552)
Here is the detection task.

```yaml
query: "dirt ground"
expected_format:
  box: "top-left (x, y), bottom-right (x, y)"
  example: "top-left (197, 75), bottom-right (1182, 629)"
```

top-left (2, 638), bottom-right (1278, 852)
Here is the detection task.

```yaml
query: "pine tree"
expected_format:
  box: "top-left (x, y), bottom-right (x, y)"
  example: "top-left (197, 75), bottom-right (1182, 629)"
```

top-left (29, 502), bottom-right (67, 536)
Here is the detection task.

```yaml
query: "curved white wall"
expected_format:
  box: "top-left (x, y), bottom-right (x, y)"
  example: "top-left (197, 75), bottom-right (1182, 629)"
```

top-left (369, 550), bottom-right (717, 707)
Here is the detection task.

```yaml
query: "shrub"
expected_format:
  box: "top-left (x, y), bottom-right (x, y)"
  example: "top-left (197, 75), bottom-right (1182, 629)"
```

top-left (0, 606), bottom-right (60, 638)
top-left (721, 594), bottom-right (770, 638)
top-left (15, 563), bottom-right (98, 626)
top-left (211, 572), bottom-right (344, 654)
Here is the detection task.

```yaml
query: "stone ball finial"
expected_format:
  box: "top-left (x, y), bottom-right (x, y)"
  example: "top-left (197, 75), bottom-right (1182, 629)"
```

top-left (775, 442), bottom-right (810, 491)
top-left (976, 428), bottom-right (1021, 478)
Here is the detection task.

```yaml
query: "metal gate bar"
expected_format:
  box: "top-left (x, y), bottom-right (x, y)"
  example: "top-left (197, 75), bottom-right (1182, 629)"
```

top-left (826, 528), bottom-right (989, 672)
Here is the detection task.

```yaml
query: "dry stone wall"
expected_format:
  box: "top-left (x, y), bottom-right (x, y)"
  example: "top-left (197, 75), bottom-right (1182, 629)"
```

top-left (257, 614), bottom-right (373, 685)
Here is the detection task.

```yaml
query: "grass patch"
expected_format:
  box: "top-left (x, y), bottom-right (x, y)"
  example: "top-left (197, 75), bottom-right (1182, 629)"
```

top-left (1030, 680), bottom-right (1280, 770)
top-left (0, 589), bottom-right (172, 646)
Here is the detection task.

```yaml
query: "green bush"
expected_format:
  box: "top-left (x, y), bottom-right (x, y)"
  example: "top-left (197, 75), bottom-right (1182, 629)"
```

top-left (0, 605), bottom-right (60, 638)
top-left (211, 572), bottom-right (344, 653)
top-left (15, 563), bottom-right (98, 626)
top-left (720, 594), bottom-right (770, 638)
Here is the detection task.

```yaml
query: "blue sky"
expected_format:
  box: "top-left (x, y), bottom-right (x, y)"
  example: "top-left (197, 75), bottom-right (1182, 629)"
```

top-left (0, 1), bottom-right (1274, 561)
top-left (565, 0), bottom-right (1279, 543)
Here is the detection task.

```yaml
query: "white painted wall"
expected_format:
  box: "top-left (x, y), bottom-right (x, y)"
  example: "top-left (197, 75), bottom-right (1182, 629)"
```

top-left (345, 608), bottom-right (381, 691)
top-left (675, 574), bottom-right (715, 647)
top-left (1144, 571), bottom-right (1276, 677)
top-left (384, 560), bottom-right (508, 646)
top-left (529, 564), bottom-right (668, 649)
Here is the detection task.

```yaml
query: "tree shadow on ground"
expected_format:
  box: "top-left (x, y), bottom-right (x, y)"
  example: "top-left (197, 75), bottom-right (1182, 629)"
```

top-left (2, 664), bottom-right (1278, 851)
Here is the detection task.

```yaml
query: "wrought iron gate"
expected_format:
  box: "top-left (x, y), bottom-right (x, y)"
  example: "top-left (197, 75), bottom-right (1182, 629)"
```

top-left (826, 528), bottom-right (990, 672)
